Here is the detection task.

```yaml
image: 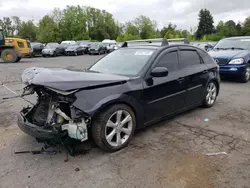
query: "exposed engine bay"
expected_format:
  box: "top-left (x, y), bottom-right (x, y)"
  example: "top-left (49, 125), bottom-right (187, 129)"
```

top-left (19, 85), bottom-right (91, 153)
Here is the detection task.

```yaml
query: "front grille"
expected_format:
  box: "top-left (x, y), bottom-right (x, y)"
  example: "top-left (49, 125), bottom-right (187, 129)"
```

top-left (214, 58), bottom-right (229, 65)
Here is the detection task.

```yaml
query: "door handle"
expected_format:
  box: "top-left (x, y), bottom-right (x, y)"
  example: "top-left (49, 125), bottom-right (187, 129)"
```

top-left (177, 77), bottom-right (185, 82)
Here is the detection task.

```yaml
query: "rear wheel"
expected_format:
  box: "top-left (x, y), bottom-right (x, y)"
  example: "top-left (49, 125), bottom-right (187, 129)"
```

top-left (92, 104), bottom-right (136, 152)
top-left (1, 49), bottom-right (18, 63)
top-left (203, 81), bottom-right (218, 108)
top-left (240, 65), bottom-right (250, 83)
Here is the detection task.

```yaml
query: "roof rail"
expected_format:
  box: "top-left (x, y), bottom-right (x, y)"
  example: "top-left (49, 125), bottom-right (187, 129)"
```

top-left (167, 38), bottom-right (190, 44)
top-left (121, 37), bottom-right (190, 48)
top-left (121, 38), bottom-right (169, 47)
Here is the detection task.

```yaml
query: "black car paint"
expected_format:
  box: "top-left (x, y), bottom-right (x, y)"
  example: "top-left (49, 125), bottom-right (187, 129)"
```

top-left (28, 70), bottom-right (130, 91)
top-left (89, 44), bottom-right (107, 54)
top-left (31, 42), bottom-right (44, 56)
top-left (21, 44), bottom-right (219, 131)
top-left (65, 45), bottom-right (86, 55)
top-left (52, 45), bottom-right (218, 129)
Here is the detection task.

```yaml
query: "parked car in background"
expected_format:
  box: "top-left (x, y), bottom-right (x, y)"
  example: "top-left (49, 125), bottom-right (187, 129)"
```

top-left (102, 39), bottom-right (116, 53)
top-left (107, 44), bottom-right (121, 53)
top-left (89, 42), bottom-right (107, 55)
top-left (76, 41), bottom-right (89, 54)
top-left (18, 38), bottom-right (220, 153)
top-left (208, 36), bottom-right (250, 83)
top-left (42, 42), bottom-right (59, 57)
top-left (65, 43), bottom-right (86, 56)
top-left (30, 42), bottom-right (44, 56)
top-left (57, 43), bottom-right (69, 55)
top-left (193, 42), bottom-right (214, 51)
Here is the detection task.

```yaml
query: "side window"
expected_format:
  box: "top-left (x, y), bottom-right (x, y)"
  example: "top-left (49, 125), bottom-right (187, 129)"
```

top-left (179, 50), bottom-right (201, 69)
top-left (17, 42), bottom-right (24, 48)
top-left (156, 51), bottom-right (179, 72)
top-left (197, 49), bottom-right (215, 64)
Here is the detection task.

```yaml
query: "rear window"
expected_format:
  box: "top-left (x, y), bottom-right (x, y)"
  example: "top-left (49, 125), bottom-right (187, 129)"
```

top-left (17, 42), bottom-right (24, 48)
top-left (197, 49), bottom-right (215, 64)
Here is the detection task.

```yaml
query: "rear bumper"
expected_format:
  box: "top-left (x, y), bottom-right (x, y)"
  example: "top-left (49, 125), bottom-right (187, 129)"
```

top-left (17, 113), bottom-right (56, 140)
top-left (219, 64), bottom-right (247, 76)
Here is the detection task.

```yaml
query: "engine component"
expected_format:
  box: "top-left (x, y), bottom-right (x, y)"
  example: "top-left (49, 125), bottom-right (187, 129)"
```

top-left (61, 120), bottom-right (88, 142)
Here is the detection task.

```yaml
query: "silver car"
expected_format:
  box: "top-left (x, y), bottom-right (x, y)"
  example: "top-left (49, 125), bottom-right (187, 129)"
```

top-left (42, 43), bottom-right (59, 57)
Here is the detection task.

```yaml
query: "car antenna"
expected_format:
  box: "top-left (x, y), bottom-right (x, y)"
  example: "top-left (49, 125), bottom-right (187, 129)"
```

top-left (1, 83), bottom-right (34, 105)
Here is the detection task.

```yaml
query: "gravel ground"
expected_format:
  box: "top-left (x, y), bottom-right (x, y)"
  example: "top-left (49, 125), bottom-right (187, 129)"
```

top-left (0, 56), bottom-right (250, 188)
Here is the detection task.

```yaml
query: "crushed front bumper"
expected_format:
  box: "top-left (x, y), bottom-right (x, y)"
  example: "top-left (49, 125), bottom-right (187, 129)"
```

top-left (17, 113), bottom-right (57, 140)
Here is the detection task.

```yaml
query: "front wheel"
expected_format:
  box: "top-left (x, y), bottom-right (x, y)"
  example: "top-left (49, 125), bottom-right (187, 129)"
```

top-left (240, 65), bottom-right (250, 83)
top-left (92, 104), bottom-right (136, 152)
top-left (1, 49), bottom-right (18, 63)
top-left (203, 81), bottom-right (218, 108)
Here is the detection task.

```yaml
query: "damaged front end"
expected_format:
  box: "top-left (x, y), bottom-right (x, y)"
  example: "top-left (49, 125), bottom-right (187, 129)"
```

top-left (18, 85), bottom-right (90, 145)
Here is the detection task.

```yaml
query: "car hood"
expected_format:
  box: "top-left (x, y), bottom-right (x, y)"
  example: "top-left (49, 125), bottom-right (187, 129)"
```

top-left (21, 67), bottom-right (130, 91)
top-left (208, 49), bottom-right (249, 59)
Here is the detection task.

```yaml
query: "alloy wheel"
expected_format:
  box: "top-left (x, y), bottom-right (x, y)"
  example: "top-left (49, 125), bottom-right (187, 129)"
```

top-left (206, 82), bottom-right (217, 105)
top-left (105, 110), bottom-right (133, 147)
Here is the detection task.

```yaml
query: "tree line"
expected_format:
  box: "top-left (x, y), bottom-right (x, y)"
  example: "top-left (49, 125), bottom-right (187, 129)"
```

top-left (1, 6), bottom-right (250, 43)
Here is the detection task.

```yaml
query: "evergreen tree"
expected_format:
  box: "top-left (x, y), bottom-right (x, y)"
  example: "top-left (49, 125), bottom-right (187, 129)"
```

top-left (196, 9), bottom-right (215, 39)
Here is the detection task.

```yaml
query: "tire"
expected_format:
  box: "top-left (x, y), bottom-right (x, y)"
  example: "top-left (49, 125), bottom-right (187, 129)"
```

top-left (98, 51), bottom-right (101, 55)
top-left (240, 65), bottom-right (250, 83)
top-left (92, 104), bottom-right (136, 152)
top-left (1, 49), bottom-right (18, 63)
top-left (53, 52), bottom-right (57, 57)
top-left (15, 57), bottom-right (21, 62)
top-left (203, 81), bottom-right (218, 108)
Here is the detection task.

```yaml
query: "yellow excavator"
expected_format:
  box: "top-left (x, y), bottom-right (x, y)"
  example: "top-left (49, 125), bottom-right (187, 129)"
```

top-left (0, 29), bottom-right (23, 63)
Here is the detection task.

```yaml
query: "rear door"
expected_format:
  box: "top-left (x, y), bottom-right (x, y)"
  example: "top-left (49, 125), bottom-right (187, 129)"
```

top-left (142, 47), bottom-right (189, 123)
top-left (178, 46), bottom-right (209, 107)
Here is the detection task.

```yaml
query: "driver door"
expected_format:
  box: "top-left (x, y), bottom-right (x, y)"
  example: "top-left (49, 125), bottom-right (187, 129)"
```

top-left (141, 47), bottom-right (188, 123)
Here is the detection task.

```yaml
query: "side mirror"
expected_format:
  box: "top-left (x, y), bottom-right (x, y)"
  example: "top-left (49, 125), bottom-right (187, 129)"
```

top-left (150, 67), bottom-right (168, 77)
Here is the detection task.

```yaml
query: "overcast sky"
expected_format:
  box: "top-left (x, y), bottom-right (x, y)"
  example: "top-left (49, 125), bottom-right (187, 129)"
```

top-left (0, 0), bottom-right (250, 30)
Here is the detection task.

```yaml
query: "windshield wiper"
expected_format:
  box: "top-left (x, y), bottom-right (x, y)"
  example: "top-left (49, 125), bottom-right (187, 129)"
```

top-left (224, 47), bottom-right (245, 50)
top-left (214, 47), bottom-right (226, 50)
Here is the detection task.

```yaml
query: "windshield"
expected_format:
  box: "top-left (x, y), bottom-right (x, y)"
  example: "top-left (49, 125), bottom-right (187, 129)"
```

top-left (59, 43), bottom-right (69, 48)
top-left (90, 43), bottom-right (99, 48)
top-left (214, 38), bottom-right (250, 50)
top-left (45, 43), bottom-right (58, 49)
top-left (89, 48), bottom-right (155, 76)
